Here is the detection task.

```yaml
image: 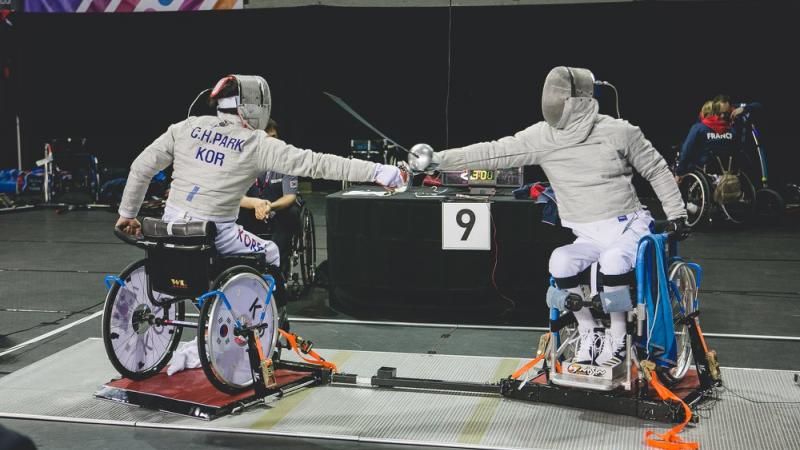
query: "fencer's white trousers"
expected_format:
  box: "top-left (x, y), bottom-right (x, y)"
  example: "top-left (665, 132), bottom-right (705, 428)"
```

top-left (162, 204), bottom-right (281, 267)
top-left (549, 210), bottom-right (653, 279)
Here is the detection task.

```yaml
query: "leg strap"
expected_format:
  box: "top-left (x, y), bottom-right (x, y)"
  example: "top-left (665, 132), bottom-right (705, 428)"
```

top-left (600, 270), bottom-right (635, 287)
top-left (553, 266), bottom-right (591, 289)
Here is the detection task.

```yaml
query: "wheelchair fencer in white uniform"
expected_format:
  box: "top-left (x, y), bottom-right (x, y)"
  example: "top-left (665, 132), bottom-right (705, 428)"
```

top-left (409, 66), bottom-right (692, 380)
top-left (105, 74), bottom-right (406, 393)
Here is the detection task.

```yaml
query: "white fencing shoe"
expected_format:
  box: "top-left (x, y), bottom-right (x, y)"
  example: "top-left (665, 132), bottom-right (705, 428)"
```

top-left (574, 328), bottom-right (603, 364)
top-left (595, 333), bottom-right (626, 368)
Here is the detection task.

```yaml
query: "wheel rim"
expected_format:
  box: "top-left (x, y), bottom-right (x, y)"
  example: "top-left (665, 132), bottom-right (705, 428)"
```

top-left (300, 209), bottom-right (316, 285)
top-left (106, 266), bottom-right (176, 374)
top-left (680, 173), bottom-right (707, 227)
top-left (666, 262), bottom-right (697, 381)
top-left (205, 272), bottom-right (279, 388)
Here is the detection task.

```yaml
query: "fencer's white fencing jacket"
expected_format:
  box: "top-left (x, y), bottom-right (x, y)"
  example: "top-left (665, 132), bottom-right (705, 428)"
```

top-left (436, 99), bottom-right (687, 223)
top-left (119, 113), bottom-right (378, 220)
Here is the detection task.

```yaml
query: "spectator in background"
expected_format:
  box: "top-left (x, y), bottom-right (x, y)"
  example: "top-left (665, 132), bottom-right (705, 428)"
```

top-left (238, 118), bottom-right (302, 269)
top-left (675, 95), bottom-right (760, 178)
top-left (699, 100), bottom-right (714, 120)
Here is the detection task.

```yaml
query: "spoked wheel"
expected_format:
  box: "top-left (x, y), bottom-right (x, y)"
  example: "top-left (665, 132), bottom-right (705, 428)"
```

top-left (197, 266), bottom-right (280, 394)
top-left (679, 171), bottom-right (711, 228)
top-left (102, 259), bottom-right (184, 380)
top-left (755, 188), bottom-right (785, 220)
top-left (657, 261), bottom-right (699, 385)
top-left (718, 172), bottom-right (757, 224)
top-left (299, 207), bottom-right (317, 287)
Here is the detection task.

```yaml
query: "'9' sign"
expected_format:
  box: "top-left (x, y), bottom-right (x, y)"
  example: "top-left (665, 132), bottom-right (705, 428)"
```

top-left (441, 203), bottom-right (491, 250)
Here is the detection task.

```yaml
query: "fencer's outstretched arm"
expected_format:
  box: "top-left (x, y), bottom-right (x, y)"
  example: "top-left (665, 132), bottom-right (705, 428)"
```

top-left (623, 125), bottom-right (687, 220)
top-left (434, 126), bottom-right (543, 171)
top-left (118, 124), bottom-right (177, 219)
top-left (254, 133), bottom-right (385, 183)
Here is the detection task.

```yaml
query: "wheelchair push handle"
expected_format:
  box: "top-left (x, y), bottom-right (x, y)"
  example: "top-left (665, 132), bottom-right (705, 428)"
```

top-left (652, 220), bottom-right (687, 242)
top-left (114, 225), bottom-right (146, 247)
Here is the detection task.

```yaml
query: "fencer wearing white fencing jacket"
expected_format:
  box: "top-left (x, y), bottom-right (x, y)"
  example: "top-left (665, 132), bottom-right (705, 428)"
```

top-left (118, 113), bottom-right (379, 221)
top-left (117, 75), bottom-right (404, 266)
top-left (432, 70), bottom-right (687, 224)
top-left (427, 67), bottom-right (688, 366)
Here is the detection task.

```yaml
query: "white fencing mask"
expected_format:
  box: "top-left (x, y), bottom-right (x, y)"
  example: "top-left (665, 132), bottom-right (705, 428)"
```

top-left (541, 66), bottom-right (595, 129)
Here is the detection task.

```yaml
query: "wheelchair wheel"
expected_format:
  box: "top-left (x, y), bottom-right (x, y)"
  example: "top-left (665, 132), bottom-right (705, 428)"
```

top-left (755, 188), bottom-right (785, 220)
top-left (718, 172), bottom-right (757, 224)
top-left (657, 261), bottom-right (698, 385)
top-left (102, 259), bottom-right (184, 380)
top-left (197, 265), bottom-right (280, 394)
top-left (299, 206), bottom-right (317, 286)
top-left (679, 171), bottom-right (711, 227)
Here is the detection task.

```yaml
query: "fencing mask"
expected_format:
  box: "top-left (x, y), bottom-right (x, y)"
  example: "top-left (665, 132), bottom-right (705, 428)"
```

top-left (541, 66), bottom-right (595, 129)
top-left (211, 74), bottom-right (272, 130)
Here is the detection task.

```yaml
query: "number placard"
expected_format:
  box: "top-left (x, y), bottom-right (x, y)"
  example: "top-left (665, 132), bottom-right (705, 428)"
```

top-left (442, 202), bottom-right (491, 250)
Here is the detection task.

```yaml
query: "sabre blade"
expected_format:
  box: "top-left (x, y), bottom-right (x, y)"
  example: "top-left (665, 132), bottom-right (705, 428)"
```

top-left (323, 92), bottom-right (412, 154)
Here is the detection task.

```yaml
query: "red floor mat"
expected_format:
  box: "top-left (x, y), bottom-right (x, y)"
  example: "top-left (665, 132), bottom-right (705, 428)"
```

top-left (106, 368), bottom-right (313, 407)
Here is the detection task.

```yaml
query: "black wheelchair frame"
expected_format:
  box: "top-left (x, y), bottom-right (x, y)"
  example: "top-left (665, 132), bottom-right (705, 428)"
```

top-left (103, 219), bottom-right (292, 393)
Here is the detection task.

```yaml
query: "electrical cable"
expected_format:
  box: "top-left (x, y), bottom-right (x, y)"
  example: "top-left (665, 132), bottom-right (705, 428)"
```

top-left (718, 385), bottom-right (800, 405)
top-left (0, 299), bottom-right (104, 339)
top-left (489, 211), bottom-right (517, 315)
top-left (608, 82), bottom-right (621, 118)
top-left (445, 0), bottom-right (453, 149)
top-left (595, 80), bottom-right (620, 118)
top-left (187, 88), bottom-right (211, 119)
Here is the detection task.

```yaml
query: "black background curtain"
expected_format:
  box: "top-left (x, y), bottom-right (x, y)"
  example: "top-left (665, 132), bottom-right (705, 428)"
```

top-left (2, 2), bottom-right (794, 187)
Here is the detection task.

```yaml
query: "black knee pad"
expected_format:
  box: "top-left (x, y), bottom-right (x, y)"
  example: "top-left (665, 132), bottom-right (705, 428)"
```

top-left (553, 266), bottom-right (591, 290)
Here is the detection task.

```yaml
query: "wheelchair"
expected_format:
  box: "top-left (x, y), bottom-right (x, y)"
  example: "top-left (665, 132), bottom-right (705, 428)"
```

top-left (539, 225), bottom-right (718, 393)
top-left (102, 218), bottom-right (289, 394)
top-left (676, 150), bottom-right (757, 227)
top-left (241, 198), bottom-right (317, 299)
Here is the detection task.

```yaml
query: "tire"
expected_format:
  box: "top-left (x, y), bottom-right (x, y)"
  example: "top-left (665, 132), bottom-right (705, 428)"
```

top-left (102, 259), bottom-right (184, 380)
top-left (657, 261), bottom-right (698, 386)
top-left (197, 265), bottom-right (280, 394)
top-left (719, 172), bottom-right (757, 224)
top-left (679, 171), bottom-right (711, 228)
top-left (299, 207), bottom-right (317, 287)
top-left (755, 188), bottom-right (785, 220)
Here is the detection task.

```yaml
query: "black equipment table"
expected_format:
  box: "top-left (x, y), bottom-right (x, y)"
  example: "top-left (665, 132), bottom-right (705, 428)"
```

top-left (325, 187), bottom-right (572, 325)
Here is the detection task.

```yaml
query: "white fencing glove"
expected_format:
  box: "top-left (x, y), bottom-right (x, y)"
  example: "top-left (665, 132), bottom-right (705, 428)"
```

top-left (373, 164), bottom-right (404, 188)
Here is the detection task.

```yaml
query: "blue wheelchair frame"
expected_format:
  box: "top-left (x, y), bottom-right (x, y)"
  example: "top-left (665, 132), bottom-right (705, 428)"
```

top-left (546, 232), bottom-right (711, 389)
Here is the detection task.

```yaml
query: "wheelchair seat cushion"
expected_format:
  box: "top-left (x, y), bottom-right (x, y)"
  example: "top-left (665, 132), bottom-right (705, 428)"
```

top-left (142, 217), bottom-right (217, 245)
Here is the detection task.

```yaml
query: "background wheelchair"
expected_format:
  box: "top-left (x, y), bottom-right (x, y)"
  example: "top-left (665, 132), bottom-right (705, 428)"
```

top-left (240, 197), bottom-right (317, 299)
top-left (102, 218), bottom-right (289, 394)
top-left (676, 149), bottom-right (757, 227)
top-left (540, 224), bottom-right (718, 394)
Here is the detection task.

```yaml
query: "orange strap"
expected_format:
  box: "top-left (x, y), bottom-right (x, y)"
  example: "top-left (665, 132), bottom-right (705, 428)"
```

top-left (693, 319), bottom-right (710, 354)
top-left (511, 353), bottom-right (546, 380)
top-left (645, 370), bottom-right (699, 450)
top-left (254, 334), bottom-right (267, 362)
top-left (278, 329), bottom-right (338, 373)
